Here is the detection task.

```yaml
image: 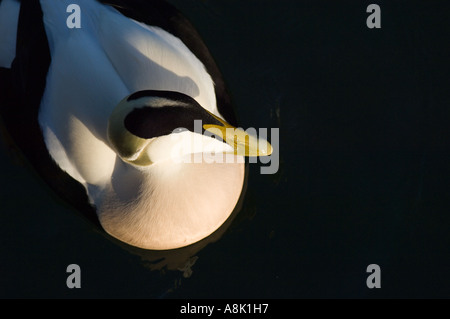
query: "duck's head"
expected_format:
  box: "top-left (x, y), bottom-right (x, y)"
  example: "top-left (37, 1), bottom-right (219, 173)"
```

top-left (108, 90), bottom-right (272, 167)
top-left (100, 90), bottom-right (272, 250)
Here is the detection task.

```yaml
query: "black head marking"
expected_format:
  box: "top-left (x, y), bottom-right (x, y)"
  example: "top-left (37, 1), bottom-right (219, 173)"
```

top-left (127, 90), bottom-right (196, 104)
top-left (124, 91), bottom-right (223, 139)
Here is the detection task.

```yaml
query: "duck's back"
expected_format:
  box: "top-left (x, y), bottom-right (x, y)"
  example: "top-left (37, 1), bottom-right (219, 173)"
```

top-left (39, 0), bottom-right (223, 189)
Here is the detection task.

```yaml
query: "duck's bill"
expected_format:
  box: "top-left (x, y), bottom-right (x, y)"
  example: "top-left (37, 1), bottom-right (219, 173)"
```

top-left (203, 123), bottom-right (273, 157)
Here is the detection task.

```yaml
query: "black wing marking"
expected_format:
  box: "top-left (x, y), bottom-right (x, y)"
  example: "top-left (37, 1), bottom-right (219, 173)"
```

top-left (0, 0), bottom-right (99, 226)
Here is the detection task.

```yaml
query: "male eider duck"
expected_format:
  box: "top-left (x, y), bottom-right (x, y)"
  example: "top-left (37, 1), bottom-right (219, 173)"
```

top-left (0, 0), bottom-right (271, 250)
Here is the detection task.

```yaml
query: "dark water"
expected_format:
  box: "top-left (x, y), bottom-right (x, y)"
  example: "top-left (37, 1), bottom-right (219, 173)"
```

top-left (1, 0), bottom-right (450, 298)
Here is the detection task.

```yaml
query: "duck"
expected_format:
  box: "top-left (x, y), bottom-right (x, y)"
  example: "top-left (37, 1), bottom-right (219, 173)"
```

top-left (0, 0), bottom-right (271, 250)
